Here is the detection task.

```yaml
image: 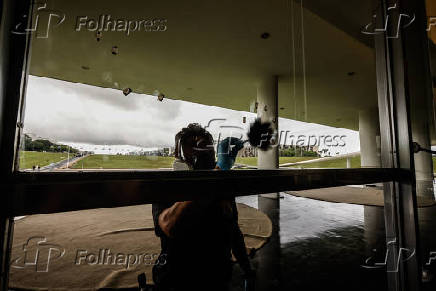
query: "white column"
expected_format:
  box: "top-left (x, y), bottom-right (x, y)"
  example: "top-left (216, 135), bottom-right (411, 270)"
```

top-left (256, 195), bottom-right (281, 289)
top-left (346, 157), bottom-right (351, 168)
top-left (256, 78), bottom-right (280, 286)
top-left (257, 76), bottom-right (279, 199)
top-left (360, 110), bottom-right (385, 271)
top-left (257, 76), bottom-right (279, 169)
top-left (359, 109), bottom-right (381, 168)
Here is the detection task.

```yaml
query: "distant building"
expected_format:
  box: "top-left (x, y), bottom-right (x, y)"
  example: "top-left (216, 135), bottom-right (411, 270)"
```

top-left (239, 146), bottom-right (257, 157)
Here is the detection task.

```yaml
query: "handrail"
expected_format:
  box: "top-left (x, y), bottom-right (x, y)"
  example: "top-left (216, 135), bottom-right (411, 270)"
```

top-left (7, 168), bottom-right (409, 216)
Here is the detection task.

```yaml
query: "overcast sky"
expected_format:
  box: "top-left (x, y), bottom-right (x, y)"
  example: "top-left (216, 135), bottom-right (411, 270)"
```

top-left (23, 76), bottom-right (360, 155)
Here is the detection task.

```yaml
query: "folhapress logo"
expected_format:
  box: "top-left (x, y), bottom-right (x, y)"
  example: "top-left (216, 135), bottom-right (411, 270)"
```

top-left (11, 2), bottom-right (167, 39)
top-left (75, 15), bottom-right (168, 35)
top-left (12, 2), bottom-right (65, 39)
top-left (11, 236), bottom-right (65, 272)
top-left (362, 3), bottom-right (415, 39)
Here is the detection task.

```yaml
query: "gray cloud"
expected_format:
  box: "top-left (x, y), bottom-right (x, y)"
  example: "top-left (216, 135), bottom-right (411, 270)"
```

top-left (55, 79), bottom-right (182, 117)
top-left (23, 76), bottom-right (359, 154)
top-left (24, 76), bottom-right (181, 147)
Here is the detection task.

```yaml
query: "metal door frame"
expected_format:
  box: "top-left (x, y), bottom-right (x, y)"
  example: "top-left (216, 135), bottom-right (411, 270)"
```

top-left (0, 0), bottom-right (433, 290)
top-left (375, 0), bottom-right (434, 290)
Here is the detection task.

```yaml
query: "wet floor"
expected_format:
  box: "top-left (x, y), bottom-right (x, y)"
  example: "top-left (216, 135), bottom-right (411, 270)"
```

top-left (234, 192), bottom-right (436, 291)
top-left (8, 190), bottom-right (436, 290)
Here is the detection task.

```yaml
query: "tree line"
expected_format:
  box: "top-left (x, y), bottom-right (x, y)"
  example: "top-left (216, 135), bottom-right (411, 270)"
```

top-left (279, 146), bottom-right (319, 157)
top-left (24, 134), bottom-right (79, 154)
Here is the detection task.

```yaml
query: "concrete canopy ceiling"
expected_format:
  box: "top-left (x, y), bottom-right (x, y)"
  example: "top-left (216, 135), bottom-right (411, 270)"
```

top-left (29, 0), bottom-right (382, 131)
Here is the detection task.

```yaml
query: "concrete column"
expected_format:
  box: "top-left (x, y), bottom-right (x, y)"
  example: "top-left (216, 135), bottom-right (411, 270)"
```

top-left (257, 76), bottom-right (279, 169)
top-left (257, 76), bottom-right (279, 199)
top-left (359, 109), bottom-right (381, 168)
top-left (255, 195), bottom-right (281, 290)
top-left (360, 111), bottom-right (386, 271)
top-left (411, 114), bottom-right (434, 200)
top-left (346, 157), bottom-right (351, 168)
top-left (358, 109), bottom-right (384, 267)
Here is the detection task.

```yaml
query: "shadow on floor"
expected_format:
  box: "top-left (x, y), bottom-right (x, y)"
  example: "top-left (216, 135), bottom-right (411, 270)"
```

top-left (234, 193), bottom-right (436, 291)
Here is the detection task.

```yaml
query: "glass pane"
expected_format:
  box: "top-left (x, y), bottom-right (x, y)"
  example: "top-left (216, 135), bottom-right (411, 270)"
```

top-left (417, 0), bottom-right (436, 283)
top-left (10, 189), bottom-right (392, 290)
top-left (9, 0), bottom-right (407, 290)
top-left (17, 0), bottom-right (380, 172)
top-left (9, 201), bottom-right (273, 289)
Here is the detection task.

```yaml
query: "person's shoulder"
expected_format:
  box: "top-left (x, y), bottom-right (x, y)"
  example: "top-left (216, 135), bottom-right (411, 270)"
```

top-left (152, 202), bottom-right (172, 213)
top-left (152, 202), bottom-right (172, 237)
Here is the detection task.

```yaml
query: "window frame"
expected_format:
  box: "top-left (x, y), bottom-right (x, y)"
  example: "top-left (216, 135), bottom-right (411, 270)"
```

top-left (0, 0), bottom-right (430, 290)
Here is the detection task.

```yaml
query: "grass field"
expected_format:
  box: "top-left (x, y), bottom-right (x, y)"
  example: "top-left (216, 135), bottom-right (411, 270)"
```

top-left (72, 155), bottom-right (318, 169)
top-left (236, 156), bottom-right (316, 167)
top-left (285, 156), bottom-right (362, 168)
top-left (18, 152), bottom-right (436, 170)
top-left (434, 157), bottom-right (436, 172)
top-left (19, 151), bottom-right (72, 169)
top-left (72, 155), bottom-right (361, 169)
top-left (282, 156), bottom-right (436, 170)
top-left (71, 155), bottom-right (175, 169)
top-left (284, 156), bottom-right (436, 170)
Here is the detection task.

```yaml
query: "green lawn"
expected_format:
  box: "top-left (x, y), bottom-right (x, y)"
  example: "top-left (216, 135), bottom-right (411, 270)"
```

top-left (236, 157), bottom-right (316, 167)
top-left (71, 155), bottom-right (175, 169)
top-left (285, 156), bottom-right (362, 169)
top-left (433, 157), bottom-right (436, 172)
top-left (72, 155), bottom-right (361, 169)
top-left (237, 156), bottom-right (361, 168)
top-left (73, 155), bottom-right (318, 169)
top-left (17, 153), bottom-right (436, 170)
top-left (19, 151), bottom-right (72, 169)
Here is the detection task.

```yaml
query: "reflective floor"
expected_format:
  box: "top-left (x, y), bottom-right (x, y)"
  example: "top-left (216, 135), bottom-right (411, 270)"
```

top-left (233, 192), bottom-right (436, 291)
top-left (8, 191), bottom-right (436, 290)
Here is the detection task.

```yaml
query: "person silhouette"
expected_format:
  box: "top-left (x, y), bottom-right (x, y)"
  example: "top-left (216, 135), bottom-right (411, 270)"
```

top-left (152, 123), bottom-right (254, 291)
